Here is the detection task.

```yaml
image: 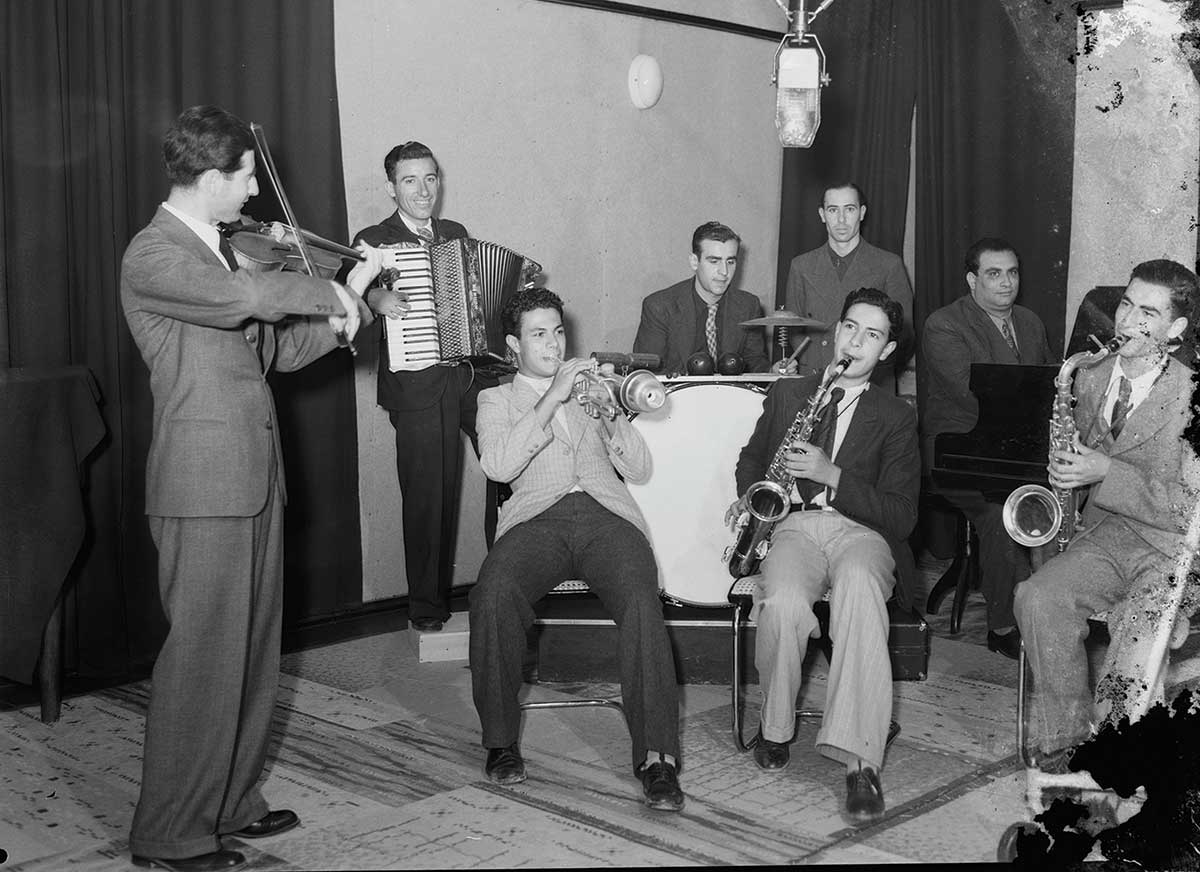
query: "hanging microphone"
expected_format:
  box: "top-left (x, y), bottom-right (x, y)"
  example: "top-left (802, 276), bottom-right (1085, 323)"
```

top-left (589, 351), bottom-right (662, 371)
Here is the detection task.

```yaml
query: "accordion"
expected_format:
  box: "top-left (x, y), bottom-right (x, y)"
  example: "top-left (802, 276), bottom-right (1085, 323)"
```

top-left (380, 238), bottom-right (542, 373)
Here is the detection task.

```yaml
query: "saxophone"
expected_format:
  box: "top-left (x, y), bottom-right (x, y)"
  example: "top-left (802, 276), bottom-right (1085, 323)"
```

top-left (725, 356), bottom-right (851, 577)
top-left (1002, 334), bottom-right (1128, 552)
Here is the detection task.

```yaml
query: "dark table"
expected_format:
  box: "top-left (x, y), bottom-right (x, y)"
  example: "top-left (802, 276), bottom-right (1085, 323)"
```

top-left (0, 366), bottom-right (105, 722)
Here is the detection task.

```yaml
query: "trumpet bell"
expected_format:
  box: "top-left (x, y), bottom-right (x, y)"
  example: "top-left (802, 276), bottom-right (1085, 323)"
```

top-left (618, 370), bottom-right (666, 413)
top-left (1002, 484), bottom-right (1062, 548)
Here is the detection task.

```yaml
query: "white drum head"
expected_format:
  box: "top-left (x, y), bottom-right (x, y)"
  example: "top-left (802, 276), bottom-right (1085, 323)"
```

top-left (628, 383), bottom-right (766, 607)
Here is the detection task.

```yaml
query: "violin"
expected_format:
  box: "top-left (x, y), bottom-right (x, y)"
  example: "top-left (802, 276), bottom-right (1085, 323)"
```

top-left (245, 122), bottom-right (359, 354)
top-left (219, 219), bottom-right (364, 279)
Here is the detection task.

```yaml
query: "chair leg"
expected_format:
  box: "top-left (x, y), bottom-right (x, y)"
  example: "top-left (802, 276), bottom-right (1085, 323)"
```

top-left (731, 602), bottom-right (752, 752)
top-left (949, 521), bottom-right (976, 635)
top-left (1016, 639), bottom-right (1032, 768)
top-left (520, 698), bottom-right (625, 715)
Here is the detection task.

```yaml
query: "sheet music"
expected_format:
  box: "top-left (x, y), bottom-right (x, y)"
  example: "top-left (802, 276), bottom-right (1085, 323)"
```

top-left (380, 246), bottom-right (440, 372)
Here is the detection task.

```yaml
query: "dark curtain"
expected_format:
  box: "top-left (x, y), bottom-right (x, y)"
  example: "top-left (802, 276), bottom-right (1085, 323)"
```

top-left (913, 0), bottom-right (1078, 353)
top-left (775, 0), bottom-right (917, 307)
top-left (0, 0), bottom-right (361, 676)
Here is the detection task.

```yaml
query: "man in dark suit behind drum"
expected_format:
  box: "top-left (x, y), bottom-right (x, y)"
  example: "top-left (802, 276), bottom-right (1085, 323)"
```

top-left (352, 141), bottom-right (496, 631)
top-left (633, 221), bottom-right (770, 376)
top-left (728, 287), bottom-right (920, 826)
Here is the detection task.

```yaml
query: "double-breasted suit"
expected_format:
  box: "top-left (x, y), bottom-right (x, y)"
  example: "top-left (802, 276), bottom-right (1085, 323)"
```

top-left (352, 212), bottom-right (497, 621)
top-left (121, 206), bottom-right (345, 859)
top-left (1015, 355), bottom-right (1200, 750)
top-left (633, 279), bottom-right (769, 375)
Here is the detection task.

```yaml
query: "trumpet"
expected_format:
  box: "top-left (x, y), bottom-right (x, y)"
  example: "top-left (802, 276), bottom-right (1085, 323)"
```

top-left (572, 365), bottom-right (666, 420)
top-left (1002, 333), bottom-right (1128, 550)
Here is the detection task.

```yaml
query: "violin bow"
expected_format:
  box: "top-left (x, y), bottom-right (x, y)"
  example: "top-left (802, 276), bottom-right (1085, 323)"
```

top-left (250, 122), bottom-right (356, 356)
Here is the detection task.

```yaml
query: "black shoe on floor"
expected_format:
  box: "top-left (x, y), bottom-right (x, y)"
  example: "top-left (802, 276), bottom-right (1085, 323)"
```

top-left (485, 743), bottom-right (527, 785)
top-left (844, 765), bottom-right (886, 825)
top-left (750, 730), bottom-right (790, 770)
top-left (638, 755), bottom-right (685, 811)
top-left (987, 629), bottom-right (1021, 660)
top-left (230, 809), bottom-right (299, 839)
top-left (411, 617), bottom-right (445, 632)
top-left (131, 850), bottom-right (245, 871)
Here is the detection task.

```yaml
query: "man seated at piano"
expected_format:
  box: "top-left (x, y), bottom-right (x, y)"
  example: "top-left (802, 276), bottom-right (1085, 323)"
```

top-left (468, 287), bottom-right (686, 812)
top-left (1014, 259), bottom-right (1200, 770)
top-left (633, 221), bottom-right (771, 376)
top-left (918, 237), bottom-right (1053, 660)
top-left (726, 287), bottom-right (920, 825)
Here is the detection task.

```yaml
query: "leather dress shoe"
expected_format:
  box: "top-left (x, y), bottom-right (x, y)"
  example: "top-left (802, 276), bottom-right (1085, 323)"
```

top-left (230, 809), bottom-right (299, 839)
top-left (844, 765), bottom-right (886, 825)
top-left (485, 743), bottom-right (527, 784)
top-left (751, 731), bottom-right (790, 770)
top-left (131, 850), bottom-right (245, 871)
top-left (411, 617), bottom-right (445, 632)
top-left (987, 629), bottom-right (1021, 661)
top-left (638, 756), bottom-right (685, 811)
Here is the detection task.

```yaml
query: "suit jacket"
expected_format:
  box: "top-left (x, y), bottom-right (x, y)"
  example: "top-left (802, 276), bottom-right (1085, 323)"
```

top-left (632, 279), bottom-right (769, 375)
top-left (917, 294), bottom-right (1054, 470)
top-left (478, 378), bottom-right (651, 541)
top-left (785, 239), bottom-right (914, 384)
top-left (352, 213), bottom-right (488, 411)
top-left (735, 375), bottom-right (922, 608)
top-left (121, 206), bottom-right (343, 517)
top-left (1073, 356), bottom-right (1200, 557)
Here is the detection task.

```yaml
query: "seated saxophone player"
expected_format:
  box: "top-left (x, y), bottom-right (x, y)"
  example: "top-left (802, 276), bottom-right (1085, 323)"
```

top-left (918, 237), bottom-right (1054, 660)
top-left (1013, 259), bottom-right (1200, 771)
top-left (725, 287), bottom-right (920, 825)
top-left (468, 287), bottom-right (685, 811)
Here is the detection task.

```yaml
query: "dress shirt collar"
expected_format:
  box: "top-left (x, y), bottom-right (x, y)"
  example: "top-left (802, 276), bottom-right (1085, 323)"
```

top-left (162, 202), bottom-right (226, 267)
top-left (396, 210), bottom-right (434, 239)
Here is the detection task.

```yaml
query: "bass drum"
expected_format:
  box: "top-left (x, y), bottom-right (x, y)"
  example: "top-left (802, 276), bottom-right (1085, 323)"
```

top-left (628, 382), bottom-right (767, 607)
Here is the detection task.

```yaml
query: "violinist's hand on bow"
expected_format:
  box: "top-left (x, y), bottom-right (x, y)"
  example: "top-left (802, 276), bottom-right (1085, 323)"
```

top-left (725, 495), bottom-right (750, 532)
top-left (1048, 434), bottom-right (1110, 489)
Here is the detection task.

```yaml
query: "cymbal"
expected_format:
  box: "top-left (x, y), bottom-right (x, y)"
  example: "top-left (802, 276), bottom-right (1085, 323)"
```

top-left (740, 310), bottom-right (827, 329)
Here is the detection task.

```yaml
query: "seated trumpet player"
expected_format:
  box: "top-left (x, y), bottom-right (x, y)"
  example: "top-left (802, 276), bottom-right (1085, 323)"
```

top-left (1014, 259), bottom-right (1200, 770)
top-left (726, 287), bottom-right (920, 825)
top-left (467, 287), bottom-right (685, 811)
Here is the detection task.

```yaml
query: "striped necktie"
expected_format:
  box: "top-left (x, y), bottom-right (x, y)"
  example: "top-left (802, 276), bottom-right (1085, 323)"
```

top-left (415, 225), bottom-right (434, 244)
top-left (1109, 376), bottom-right (1132, 440)
top-left (705, 302), bottom-right (719, 360)
top-left (999, 318), bottom-right (1019, 358)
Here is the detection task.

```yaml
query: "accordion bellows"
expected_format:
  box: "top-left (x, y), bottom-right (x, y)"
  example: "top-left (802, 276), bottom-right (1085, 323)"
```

top-left (381, 238), bottom-right (542, 372)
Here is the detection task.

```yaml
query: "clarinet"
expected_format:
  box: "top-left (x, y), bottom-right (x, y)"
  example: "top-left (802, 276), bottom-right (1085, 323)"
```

top-left (724, 357), bottom-right (851, 577)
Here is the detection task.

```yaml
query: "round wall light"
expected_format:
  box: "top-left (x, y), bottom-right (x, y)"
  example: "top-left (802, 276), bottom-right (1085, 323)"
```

top-left (628, 55), bottom-right (663, 109)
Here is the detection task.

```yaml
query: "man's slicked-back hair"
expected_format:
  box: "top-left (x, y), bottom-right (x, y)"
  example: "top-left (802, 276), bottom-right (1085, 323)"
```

top-left (384, 141), bottom-right (440, 182)
top-left (501, 287), bottom-right (564, 339)
top-left (819, 181), bottom-right (866, 210)
top-left (839, 287), bottom-right (903, 343)
top-left (964, 237), bottom-right (1020, 275)
top-left (162, 105), bottom-right (255, 188)
top-left (1129, 259), bottom-right (1200, 337)
top-left (691, 221), bottom-right (740, 255)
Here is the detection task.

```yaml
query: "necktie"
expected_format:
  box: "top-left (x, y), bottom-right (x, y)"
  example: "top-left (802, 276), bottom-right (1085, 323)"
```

top-left (218, 235), bottom-right (239, 272)
top-left (705, 302), bottom-right (719, 360)
top-left (415, 225), bottom-right (434, 244)
top-left (797, 387), bottom-right (845, 505)
top-left (1000, 318), bottom-right (1019, 358)
top-left (1109, 376), bottom-right (1132, 440)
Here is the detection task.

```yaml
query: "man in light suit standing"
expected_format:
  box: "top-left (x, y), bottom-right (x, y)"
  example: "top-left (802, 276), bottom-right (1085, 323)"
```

top-left (121, 105), bottom-right (381, 872)
top-left (1015, 259), bottom-right (1200, 769)
top-left (785, 183), bottom-right (913, 390)
top-left (468, 287), bottom-right (685, 811)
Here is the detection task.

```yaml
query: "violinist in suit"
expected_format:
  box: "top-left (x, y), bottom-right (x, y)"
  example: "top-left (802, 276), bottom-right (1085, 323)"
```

top-left (918, 237), bottom-right (1054, 659)
top-left (121, 105), bottom-right (380, 871)
top-left (1014, 259), bottom-right (1200, 769)
top-left (352, 140), bottom-right (496, 631)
